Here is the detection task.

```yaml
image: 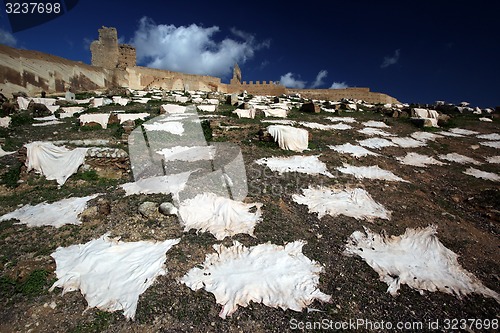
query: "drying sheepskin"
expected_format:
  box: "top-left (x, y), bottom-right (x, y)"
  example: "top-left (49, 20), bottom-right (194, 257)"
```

top-left (178, 192), bottom-right (262, 240)
top-left (255, 155), bottom-right (334, 178)
top-left (120, 171), bottom-right (193, 198)
top-left (292, 186), bottom-right (391, 221)
top-left (328, 143), bottom-right (380, 158)
top-left (437, 131), bottom-right (464, 137)
top-left (477, 133), bottom-right (500, 140)
top-left (480, 141), bottom-right (500, 149)
top-left (50, 234), bottom-right (180, 320)
top-left (357, 127), bottom-right (394, 137)
top-left (79, 114), bottom-right (111, 129)
top-left (156, 146), bottom-right (215, 162)
top-left (326, 116), bottom-right (356, 123)
top-left (25, 141), bottom-right (88, 185)
top-left (396, 152), bottom-right (445, 167)
top-left (299, 122), bottom-right (351, 131)
top-left (390, 137), bottom-right (427, 148)
top-left (336, 164), bottom-right (408, 182)
top-left (267, 125), bottom-right (309, 152)
top-left (344, 226), bottom-right (500, 302)
top-left (358, 138), bottom-right (397, 149)
top-left (0, 194), bottom-right (99, 227)
top-left (438, 153), bottom-right (482, 165)
top-left (143, 121), bottom-right (184, 135)
top-left (180, 241), bottom-right (331, 318)
top-left (486, 156), bottom-right (500, 164)
top-left (362, 120), bottom-right (390, 128)
top-left (463, 167), bottom-right (500, 182)
top-left (410, 131), bottom-right (442, 142)
top-left (449, 128), bottom-right (479, 136)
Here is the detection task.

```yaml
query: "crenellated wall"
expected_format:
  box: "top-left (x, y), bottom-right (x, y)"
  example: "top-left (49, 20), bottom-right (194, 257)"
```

top-left (287, 87), bottom-right (399, 104)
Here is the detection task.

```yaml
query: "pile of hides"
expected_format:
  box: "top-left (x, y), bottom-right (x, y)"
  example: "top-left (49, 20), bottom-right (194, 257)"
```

top-left (292, 186), bottom-right (391, 221)
top-left (0, 194), bottom-right (99, 227)
top-left (255, 155), bottom-right (334, 177)
top-left (25, 141), bottom-right (88, 185)
top-left (328, 143), bottom-right (380, 158)
top-left (50, 234), bottom-right (180, 320)
top-left (463, 167), bottom-right (500, 182)
top-left (344, 226), bottom-right (500, 302)
top-left (267, 125), bottom-right (309, 152)
top-left (336, 164), bottom-right (408, 182)
top-left (180, 241), bottom-right (331, 318)
top-left (396, 152), bottom-right (445, 167)
top-left (178, 193), bottom-right (262, 240)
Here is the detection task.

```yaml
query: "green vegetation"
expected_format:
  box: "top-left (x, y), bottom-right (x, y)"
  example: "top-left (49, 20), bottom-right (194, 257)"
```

top-left (0, 269), bottom-right (51, 298)
top-left (1, 162), bottom-right (22, 188)
top-left (10, 111), bottom-right (32, 127)
top-left (70, 311), bottom-right (115, 333)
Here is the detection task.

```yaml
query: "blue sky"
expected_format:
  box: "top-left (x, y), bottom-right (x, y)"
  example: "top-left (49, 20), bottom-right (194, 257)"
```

top-left (0, 0), bottom-right (498, 107)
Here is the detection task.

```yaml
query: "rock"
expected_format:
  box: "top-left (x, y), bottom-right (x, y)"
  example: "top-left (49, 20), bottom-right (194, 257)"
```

top-left (437, 114), bottom-right (451, 126)
top-left (80, 206), bottom-right (99, 222)
top-left (410, 117), bottom-right (438, 128)
top-left (97, 198), bottom-right (111, 215)
top-left (300, 102), bottom-right (320, 113)
top-left (138, 201), bottom-right (158, 217)
top-left (227, 93), bottom-right (239, 106)
top-left (159, 202), bottom-right (178, 216)
top-left (1, 102), bottom-right (17, 115)
top-left (28, 102), bottom-right (51, 117)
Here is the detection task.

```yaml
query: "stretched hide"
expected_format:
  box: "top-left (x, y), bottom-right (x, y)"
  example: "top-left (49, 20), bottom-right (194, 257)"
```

top-left (344, 226), bottom-right (500, 302)
top-left (267, 125), bottom-right (309, 152)
top-left (181, 241), bottom-right (331, 318)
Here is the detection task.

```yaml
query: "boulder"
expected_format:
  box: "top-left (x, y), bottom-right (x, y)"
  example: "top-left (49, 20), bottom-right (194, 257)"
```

top-left (300, 102), bottom-right (320, 113)
top-left (159, 202), bottom-right (178, 216)
top-left (138, 201), bottom-right (158, 218)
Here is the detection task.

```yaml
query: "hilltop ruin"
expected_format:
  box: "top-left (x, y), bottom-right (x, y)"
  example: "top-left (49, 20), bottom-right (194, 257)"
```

top-left (0, 26), bottom-right (399, 104)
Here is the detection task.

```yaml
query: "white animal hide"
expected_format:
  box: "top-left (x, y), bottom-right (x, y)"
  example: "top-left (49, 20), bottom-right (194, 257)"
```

top-left (178, 193), bottom-right (262, 240)
top-left (477, 133), bottom-right (500, 140)
top-left (180, 241), bottom-right (331, 318)
top-left (299, 122), bottom-right (351, 131)
top-left (480, 141), bottom-right (500, 149)
top-left (160, 104), bottom-right (187, 114)
top-left (233, 109), bottom-right (256, 119)
top-left (267, 125), bottom-right (309, 152)
top-left (0, 194), bottom-right (99, 227)
top-left (410, 131), bottom-right (443, 142)
top-left (358, 138), bottom-right (397, 149)
top-left (263, 108), bottom-right (288, 118)
top-left (143, 121), bottom-right (184, 135)
top-left (25, 141), bottom-right (88, 185)
top-left (116, 113), bottom-right (149, 123)
top-left (336, 164), bottom-right (408, 182)
top-left (479, 117), bottom-right (493, 122)
top-left (157, 146), bottom-right (215, 162)
top-left (449, 128), bottom-right (479, 136)
top-left (328, 143), bottom-right (380, 158)
top-left (79, 114), bottom-right (111, 129)
top-left (50, 234), bottom-right (180, 320)
top-left (486, 156), bottom-right (500, 164)
top-left (292, 186), bottom-right (391, 221)
top-left (437, 131), bottom-right (464, 137)
top-left (255, 155), bottom-right (334, 178)
top-left (344, 226), bottom-right (500, 302)
top-left (358, 127), bottom-right (394, 137)
top-left (396, 152), bottom-right (445, 167)
top-left (390, 137), bottom-right (427, 148)
top-left (326, 116), bottom-right (356, 123)
top-left (260, 119), bottom-right (297, 125)
top-left (438, 153), bottom-right (482, 165)
top-left (0, 116), bottom-right (11, 128)
top-left (0, 146), bottom-right (15, 157)
top-left (463, 167), bottom-right (500, 182)
top-left (120, 171), bottom-right (193, 198)
top-left (362, 120), bottom-right (390, 128)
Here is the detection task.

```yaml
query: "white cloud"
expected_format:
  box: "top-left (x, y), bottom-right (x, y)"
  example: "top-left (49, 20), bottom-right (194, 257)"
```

top-left (0, 28), bottom-right (16, 47)
top-left (381, 49), bottom-right (400, 68)
top-left (130, 17), bottom-right (268, 77)
top-left (279, 72), bottom-right (306, 89)
top-left (311, 70), bottom-right (328, 88)
top-left (330, 81), bottom-right (349, 89)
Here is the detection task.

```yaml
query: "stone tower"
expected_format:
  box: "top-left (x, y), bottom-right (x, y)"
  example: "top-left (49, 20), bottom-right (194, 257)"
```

top-left (90, 26), bottom-right (136, 69)
top-left (230, 63), bottom-right (242, 84)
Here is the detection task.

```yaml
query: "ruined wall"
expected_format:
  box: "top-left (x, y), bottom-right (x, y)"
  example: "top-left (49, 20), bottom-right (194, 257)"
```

top-left (227, 81), bottom-right (286, 96)
top-left (90, 26), bottom-right (119, 69)
top-left (287, 88), bottom-right (400, 104)
top-left (126, 66), bottom-right (225, 92)
top-left (0, 44), bottom-right (114, 96)
top-left (118, 45), bottom-right (136, 69)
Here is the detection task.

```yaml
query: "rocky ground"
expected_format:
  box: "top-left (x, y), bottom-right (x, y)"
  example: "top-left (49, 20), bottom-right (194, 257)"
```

top-left (0, 93), bottom-right (499, 332)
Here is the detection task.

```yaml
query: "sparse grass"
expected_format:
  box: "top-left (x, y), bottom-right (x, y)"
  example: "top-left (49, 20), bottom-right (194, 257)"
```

top-left (1, 162), bottom-right (22, 188)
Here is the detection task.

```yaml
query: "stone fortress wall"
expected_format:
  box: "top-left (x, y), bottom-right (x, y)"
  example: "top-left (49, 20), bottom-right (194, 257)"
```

top-left (0, 26), bottom-right (400, 104)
